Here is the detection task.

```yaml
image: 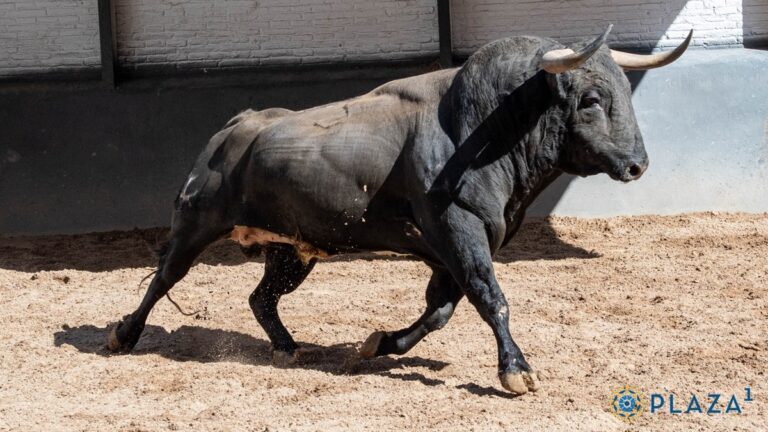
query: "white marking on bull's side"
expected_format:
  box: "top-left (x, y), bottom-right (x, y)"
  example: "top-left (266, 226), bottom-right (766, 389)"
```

top-left (362, 184), bottom-right (368, 192)
top-left (230, 226), bottom-right (329, 264)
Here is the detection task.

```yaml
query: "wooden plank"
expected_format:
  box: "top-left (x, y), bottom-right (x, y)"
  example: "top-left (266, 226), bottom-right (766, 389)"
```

top-left (437, 0), bottom-right (453, 67)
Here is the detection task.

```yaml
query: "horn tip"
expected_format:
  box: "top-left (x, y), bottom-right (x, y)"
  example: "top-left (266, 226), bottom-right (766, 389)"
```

top-left (677, 29), bottom-right (694, 52)
top-left (602, 23), bottom-right (613, 40)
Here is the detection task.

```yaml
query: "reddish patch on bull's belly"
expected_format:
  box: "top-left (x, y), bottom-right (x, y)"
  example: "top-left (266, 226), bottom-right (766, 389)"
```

top-left (230, 226), bottom-right (330, 264)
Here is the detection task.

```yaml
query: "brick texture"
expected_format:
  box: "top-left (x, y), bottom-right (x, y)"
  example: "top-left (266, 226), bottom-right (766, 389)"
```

top-left (0, 0), bottom-right (766, 75)
top-left (114, 0), bottom-right (438, 70)
top-left (0, 0), bottom-right (99, 76)
top-left (452, 0), bottom-right (754, 53)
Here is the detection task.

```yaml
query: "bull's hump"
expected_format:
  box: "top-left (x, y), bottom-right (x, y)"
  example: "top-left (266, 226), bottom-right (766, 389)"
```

top-left (371, 68), bottom-right (457, 104)
top-left (259, 94), bottom-right (416, 148)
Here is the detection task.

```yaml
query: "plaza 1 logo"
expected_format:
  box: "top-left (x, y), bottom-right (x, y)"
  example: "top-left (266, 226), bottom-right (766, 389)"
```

top-left (609, 385), bottom-right (754, 423)
top-left (609, 385), bottom-right (645, 423)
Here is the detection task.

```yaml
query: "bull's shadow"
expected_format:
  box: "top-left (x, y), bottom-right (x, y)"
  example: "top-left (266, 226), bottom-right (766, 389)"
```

top-left (495, 217), bottom-right (599, 262)
top-left (0, 218), bottom-right (596, 272)
top-left (53, 323), bottom-right (515, 398)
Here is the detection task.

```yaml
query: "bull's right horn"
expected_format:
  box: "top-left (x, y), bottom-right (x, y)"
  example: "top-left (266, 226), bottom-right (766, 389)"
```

top-left (610, 30), bottom-right (693, 70)
top-left (540, 24), bottom-right (613, 74)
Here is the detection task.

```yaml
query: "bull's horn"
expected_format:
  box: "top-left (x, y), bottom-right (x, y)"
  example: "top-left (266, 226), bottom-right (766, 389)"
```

top-left (610, 30), bottom-right (693, 70)
top-left (540, 24), bottom-right (613, 74)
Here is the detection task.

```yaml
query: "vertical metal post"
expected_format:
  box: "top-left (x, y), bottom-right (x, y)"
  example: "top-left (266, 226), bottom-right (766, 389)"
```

top-left (437, 0), bottom-right (453, 67)
top-left (97, 0), bottom-right (117, 86)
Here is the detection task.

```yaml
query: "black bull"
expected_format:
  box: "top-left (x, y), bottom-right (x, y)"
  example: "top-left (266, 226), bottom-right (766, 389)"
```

top-left (107, 27), bottom-right (691, 395)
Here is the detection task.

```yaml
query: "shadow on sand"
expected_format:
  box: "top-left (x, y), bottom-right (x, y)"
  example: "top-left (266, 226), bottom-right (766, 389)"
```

top-left (54, 323), bottom-right (518, 399)
top-left (2, 218), bottom-right (597, 273)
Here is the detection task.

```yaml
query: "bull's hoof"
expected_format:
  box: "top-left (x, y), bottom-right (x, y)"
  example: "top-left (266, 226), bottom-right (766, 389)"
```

top-left (500, 371), bottom-right (540, 396)
top-left (358, 331), bottom-right (386, 359)
top-left (272, 350), bottom-right (297, 367)
top-left (107, 323), bottom-right (133, 353)
top-left (106, 318), bottom-right (142, 353)
top-left (272, 348), bottom-right (319, 367)
top-left (107, 325), bottom-right (122, 352)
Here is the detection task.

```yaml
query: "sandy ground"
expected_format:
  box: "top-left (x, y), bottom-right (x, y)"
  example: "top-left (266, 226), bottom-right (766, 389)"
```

top-left (0, 213), bottom-right (766, 431)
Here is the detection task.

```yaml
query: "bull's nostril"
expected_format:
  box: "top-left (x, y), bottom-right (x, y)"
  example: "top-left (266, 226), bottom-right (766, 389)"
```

top-left (628, 164), bottom-right (642, 177)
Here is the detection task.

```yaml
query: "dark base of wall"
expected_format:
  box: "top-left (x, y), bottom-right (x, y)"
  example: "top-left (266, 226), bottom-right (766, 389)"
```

top-left (0, 61), bottom-right (437, 235)
top-left (744, 36), bottom-right (768, 48)
top-left (1, 48), bottom-right (766, 235)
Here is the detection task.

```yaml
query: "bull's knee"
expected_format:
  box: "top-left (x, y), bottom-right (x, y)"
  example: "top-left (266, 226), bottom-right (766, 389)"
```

top-left (423, 303), bottom-right (456, 332)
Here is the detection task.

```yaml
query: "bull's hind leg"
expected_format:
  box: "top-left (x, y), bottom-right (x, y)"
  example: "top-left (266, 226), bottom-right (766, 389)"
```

top-left (107, 210), bottom-right (227, 353)
top-left (359, 268), bottom-right (463, 358)
top-left (249, 245), bottom-right (316, 363)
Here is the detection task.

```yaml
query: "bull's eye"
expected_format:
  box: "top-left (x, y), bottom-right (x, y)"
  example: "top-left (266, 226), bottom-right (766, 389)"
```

top-left (580, 90), bottom-right (602, 109)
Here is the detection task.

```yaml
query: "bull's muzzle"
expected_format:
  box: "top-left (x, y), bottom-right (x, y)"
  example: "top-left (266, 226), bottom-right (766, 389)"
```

top-left (619, 159), bottom-right (648, 182)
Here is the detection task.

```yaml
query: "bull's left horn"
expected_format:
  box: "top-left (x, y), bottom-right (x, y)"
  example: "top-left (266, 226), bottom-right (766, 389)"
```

top-left (540, 24), bottom-right (613, 74)
top-left (610, 30), bottom-right (693, 71)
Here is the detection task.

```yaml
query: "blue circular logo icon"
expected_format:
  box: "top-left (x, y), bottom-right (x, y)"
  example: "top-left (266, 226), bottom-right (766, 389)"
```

top-left (610, 385), bottom-right (645, 423)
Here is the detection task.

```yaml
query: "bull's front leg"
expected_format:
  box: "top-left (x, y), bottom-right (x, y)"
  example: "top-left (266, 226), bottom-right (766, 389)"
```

top-left (422, 206), bottom-right (540, 395)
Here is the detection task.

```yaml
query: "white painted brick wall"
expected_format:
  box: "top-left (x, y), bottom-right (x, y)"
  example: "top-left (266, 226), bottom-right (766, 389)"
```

top-left (0, 0), bottom-right (766, 75)
top-left (114, 0), bottom-right (439, 69)
top-left (452, 0), bottom-right (754, 54)
top-left (0, 0), bottom-right (100, 76)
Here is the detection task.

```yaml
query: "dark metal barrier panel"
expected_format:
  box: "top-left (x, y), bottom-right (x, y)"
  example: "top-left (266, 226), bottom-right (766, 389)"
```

top-left (744, 0), bottom-right (768, 48)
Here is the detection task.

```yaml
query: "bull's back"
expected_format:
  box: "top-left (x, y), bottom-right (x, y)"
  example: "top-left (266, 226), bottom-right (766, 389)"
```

top-left (185, 68), bottom-right (455, 255)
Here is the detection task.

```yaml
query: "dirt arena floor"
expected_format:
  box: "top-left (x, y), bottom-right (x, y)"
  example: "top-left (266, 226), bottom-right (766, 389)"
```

top-left (0, 213), bottom-right (766, 431)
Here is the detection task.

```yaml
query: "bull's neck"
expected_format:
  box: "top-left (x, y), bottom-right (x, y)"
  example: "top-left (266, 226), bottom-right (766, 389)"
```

top-left (448, 71), bottom-right (566, 213)
top-left (499, 96), bottom-right (565, 206)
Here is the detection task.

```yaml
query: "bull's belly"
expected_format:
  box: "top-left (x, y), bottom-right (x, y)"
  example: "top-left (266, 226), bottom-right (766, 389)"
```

top-left (230, 225), bottom-right (330, 264)
top-left (228, 217), bottom-right (427, 264)
top-left (231, 180), bottom-right (429, 261)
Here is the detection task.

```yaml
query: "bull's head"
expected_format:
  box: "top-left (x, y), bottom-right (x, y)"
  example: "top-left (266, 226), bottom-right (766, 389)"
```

top-left (540, 25), bottom-right (692, 182)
